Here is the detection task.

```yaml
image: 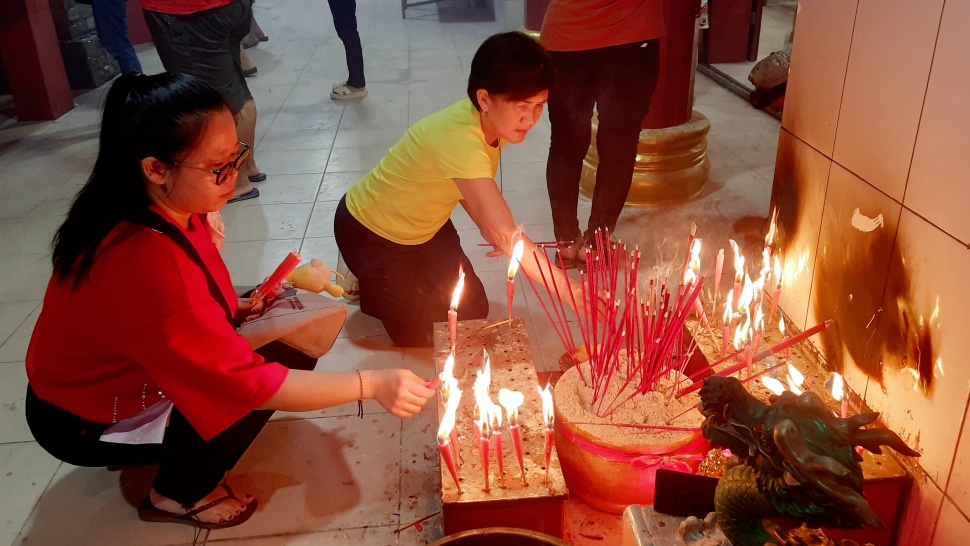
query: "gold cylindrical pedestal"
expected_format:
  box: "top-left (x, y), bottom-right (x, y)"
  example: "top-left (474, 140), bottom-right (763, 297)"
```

top-left (580, 110), bottom-right (711, 206)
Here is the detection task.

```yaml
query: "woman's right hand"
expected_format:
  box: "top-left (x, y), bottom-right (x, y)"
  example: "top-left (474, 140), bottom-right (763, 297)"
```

top-left (367, 369), bottom-right (435, 418)
top-left (568, 282), bottom-right (611, 323)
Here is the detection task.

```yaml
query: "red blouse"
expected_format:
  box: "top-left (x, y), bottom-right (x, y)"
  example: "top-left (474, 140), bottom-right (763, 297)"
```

top-left (540, 0), bottom-right (666, 52)
top-left (26, 211), bottom-right (288, 441)
top-left (140, 0), bottom-right (234, 15)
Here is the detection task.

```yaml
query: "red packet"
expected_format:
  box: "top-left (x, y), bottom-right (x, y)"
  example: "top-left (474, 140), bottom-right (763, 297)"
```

top-left (250, 250), bottom-right (302, 305)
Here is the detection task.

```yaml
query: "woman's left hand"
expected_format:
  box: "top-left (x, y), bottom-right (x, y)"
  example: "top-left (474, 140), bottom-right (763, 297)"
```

top-left (235, 298), bottom-right (266, 324)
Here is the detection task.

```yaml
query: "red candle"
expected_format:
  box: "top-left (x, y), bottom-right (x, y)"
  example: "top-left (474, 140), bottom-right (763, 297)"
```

top-left (250, 250), bottom-right (302, 304)
top-left (448, 308), bottom-right (457, 352)
top-left (438, 438), bottom-right (462, 493)
top-left (507, 239), bottom-right (524, 322)
top-left (544, 428), bottom-right (554, 484)
top-left (449, 268), bottom-right (465, 351)
top-left (713, 248), bottom-right (724, 309)
top-left (510, 424), bottom-right (526, 484)
top-left (450, 426), bottom-right (462, 466)
top-left (492, 429), bottom-right (505, 486)
top-left (479, 429), bottom-right (491, 492)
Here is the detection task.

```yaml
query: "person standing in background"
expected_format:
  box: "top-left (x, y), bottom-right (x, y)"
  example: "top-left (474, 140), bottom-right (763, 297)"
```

top-left (541, 0), bottom-right (664, 269)
top-left (141, 0), bottom-right (266, 203)
top-left (91, 0), bottom-right (143, 73)
top-left (328, 0), bottom-right (367, 100)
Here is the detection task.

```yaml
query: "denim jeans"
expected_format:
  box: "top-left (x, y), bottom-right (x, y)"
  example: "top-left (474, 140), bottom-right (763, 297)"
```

top-left (545, 40), bottom-right (661, 244)
top-left (93, 0), bottom-right (143, 73)
top-left (327, 0), bottom-right (365, 88)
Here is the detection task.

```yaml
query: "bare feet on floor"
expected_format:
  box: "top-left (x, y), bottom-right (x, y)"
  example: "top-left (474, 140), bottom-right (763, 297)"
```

top-left (149, 484), bottom-right (254, 525)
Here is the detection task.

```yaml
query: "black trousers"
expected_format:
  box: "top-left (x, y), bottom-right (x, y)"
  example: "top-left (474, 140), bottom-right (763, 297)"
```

top-left (333, 196), bottom-right (489, 347)
top-left (546, 39), bottom-right (661, 244)
top-left (327, 0), bottom-right (365, 88)
top-left (25, 341), bottom-right (316, 507)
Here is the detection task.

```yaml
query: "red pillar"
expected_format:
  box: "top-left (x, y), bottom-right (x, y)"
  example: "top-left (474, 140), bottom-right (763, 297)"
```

top-left (0, 0), bottom-right (74, 121)
top-left (644, 0), bottom-right (700, 130)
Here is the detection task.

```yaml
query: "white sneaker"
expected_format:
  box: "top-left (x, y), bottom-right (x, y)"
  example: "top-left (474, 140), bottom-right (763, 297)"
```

top-left (335, 252), bottom-right (360, 301)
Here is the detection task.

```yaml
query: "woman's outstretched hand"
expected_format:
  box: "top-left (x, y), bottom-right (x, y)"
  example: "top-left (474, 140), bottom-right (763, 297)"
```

top-left (367, 369), bottom-right (435, 418)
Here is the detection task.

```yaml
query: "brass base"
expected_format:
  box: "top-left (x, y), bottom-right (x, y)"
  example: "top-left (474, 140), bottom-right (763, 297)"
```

top-left (580, 110), bottom-right (711, 206)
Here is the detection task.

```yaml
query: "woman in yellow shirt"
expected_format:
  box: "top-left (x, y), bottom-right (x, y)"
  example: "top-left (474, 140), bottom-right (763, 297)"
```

top-left (334, 32), bottom-right (587, 346)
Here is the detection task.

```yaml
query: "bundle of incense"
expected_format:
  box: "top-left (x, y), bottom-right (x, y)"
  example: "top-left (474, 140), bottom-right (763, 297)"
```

top-left (250, 250), bottom-right (302, 305)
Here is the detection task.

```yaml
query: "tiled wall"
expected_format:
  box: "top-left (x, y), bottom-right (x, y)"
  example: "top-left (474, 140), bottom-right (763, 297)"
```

top-left (774, 1), bottom-right (970, 543)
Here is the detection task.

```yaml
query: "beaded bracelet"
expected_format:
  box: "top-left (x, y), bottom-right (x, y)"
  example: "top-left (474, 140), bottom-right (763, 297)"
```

top-left (356, 369), bottom-right (364, 419)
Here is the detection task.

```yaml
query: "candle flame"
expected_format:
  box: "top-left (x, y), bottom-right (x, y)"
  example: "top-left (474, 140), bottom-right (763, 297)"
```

top-left (724, 290), bottom-right (734, 320)
top-left (498, 388), bottom-right (524, 424)
top-left (762, 376), bottom-right (786, 395)
top-left (729, 239), bottom-right (745, 282)
top-left (538, 384), bottom-right (554, 429)
top-left (779, 317), bottom-right (785, 335)
top-left (689, 239), bottom-right (702, 273)
top-left (829, 372), bottom-right (845, 401)
top-left (738, 275), bottom-right (754, 314)
top-left (438, 352), bottom-right (458, 402)
top-left (473, 350), bottom-right (497, 435)
top-left (508, 239), bottom-right (525, 278)
top-left (754, 305), bottom-right (764, 333)
top-left (773, 255), bottom-right (783, 288)
top-left (449, 268), bottom-right (465, 310)
top-left (437, 387), bottom-right (462, 442)
top-left (787, 364), bottom-right (805, 395)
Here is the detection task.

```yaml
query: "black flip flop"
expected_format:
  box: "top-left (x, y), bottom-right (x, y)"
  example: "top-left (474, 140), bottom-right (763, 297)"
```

top-left (227, 187), bottom-right (259, 204)
top-left (138, 485), bottom-right (258, 530)
top-left (248, 172), bottom-right (267, 183)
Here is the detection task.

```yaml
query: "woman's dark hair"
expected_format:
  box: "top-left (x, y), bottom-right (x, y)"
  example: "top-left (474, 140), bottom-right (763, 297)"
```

top-left (52, 72), bottom-right (230, 286)
top-left (467, 32), bottom-right (555, 110)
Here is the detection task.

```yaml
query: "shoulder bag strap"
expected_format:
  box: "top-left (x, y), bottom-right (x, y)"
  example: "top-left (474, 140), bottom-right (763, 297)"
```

top-left (130, 211), bottom-right (235, 326)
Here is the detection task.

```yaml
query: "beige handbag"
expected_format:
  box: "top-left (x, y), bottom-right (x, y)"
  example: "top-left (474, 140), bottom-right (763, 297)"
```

top-left (238, 288), bottom-right (347, 359)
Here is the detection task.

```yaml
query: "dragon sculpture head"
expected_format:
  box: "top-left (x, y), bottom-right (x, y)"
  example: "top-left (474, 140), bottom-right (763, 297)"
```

top-left (697, 376), bottom-right (919, 545)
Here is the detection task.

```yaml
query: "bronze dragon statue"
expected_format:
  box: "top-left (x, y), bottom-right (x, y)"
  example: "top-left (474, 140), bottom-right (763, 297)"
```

top-left (697, 376), bottom-right (920, 546)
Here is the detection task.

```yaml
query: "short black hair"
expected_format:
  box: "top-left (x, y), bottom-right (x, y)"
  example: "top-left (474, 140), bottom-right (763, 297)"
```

top-left (467, 32), bottom-right (555, 111)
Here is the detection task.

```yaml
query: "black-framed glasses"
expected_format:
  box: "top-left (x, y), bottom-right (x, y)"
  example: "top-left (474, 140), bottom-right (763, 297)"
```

top-left (171, 142), bottom-right (251, 186)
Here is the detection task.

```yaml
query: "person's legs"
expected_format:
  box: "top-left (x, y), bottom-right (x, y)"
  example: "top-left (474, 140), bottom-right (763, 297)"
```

top-left (143, 0), bottom-right (262, 194)
top-left (327, 0), bottom-right (365, 89)
top-left (585, 39), bottom-right (660, 239)
top-left (546, 50), bottom-right (597, 247)
top-left (334, 197), bottom-right (487, 346)
top-left (92, 0), bottom-right (143, 73)
top-left (150, 340), bottom-right (316, 512)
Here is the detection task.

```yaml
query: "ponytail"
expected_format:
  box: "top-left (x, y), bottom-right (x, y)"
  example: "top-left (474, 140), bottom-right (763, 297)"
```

top-left (52, 72), bottom-right (229, 286)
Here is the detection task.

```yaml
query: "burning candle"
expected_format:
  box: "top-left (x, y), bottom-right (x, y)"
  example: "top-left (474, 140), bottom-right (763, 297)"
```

top-left (827, 372), bottom-right (848, 418)
top-left (507, 239), bottom-right (525, 322)
top-left (473, 354), bottom-right (496, 492)
top-left (490, 408), bottom-right (505, 486)
top-left (499, 388), bottom-right (526, 484)
top-left (448, 268), bottom-right (465, 352)
top-left (729, 240), bottom-right (744, 312)
top-left (440, 352), bottom-right (456, 402)
top-left (722, 291), bottom-right (733, 356)
top-left (779, 318), bottom-right (789, 361)
top-left (437, 388), bottom-right (463, 493)
top-left (538, 384), bottom-right (555, 484)
top-left (713, 248), bottom-right (724, 311)
top-left (786, 364), bottom-right (805, 395)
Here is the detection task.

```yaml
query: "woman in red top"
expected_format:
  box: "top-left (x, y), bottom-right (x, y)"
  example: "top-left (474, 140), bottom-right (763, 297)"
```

top-left (25, 72), bottom-right (434, 530)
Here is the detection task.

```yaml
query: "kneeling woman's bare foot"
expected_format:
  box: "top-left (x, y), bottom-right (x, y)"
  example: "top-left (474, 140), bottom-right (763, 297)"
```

top-left (149, 484), bottom-right (254, 525)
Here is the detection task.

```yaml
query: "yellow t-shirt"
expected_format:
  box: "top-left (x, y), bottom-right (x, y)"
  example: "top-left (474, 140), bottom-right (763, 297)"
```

top-left (345, 99), bottom-right (503, 245)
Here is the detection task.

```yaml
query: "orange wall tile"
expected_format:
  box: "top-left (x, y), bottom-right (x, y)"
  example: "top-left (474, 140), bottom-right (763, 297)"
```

top-left (781, 0), bottom-right (857, 156)
top-left (904, 0), bottom-right (970, 246)
top-left (832, 0), bottom-right (943, 202)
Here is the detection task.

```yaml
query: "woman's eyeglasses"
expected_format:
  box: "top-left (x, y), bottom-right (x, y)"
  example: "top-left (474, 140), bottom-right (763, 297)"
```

top-left (171, 142), bottom-right (251, 186)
